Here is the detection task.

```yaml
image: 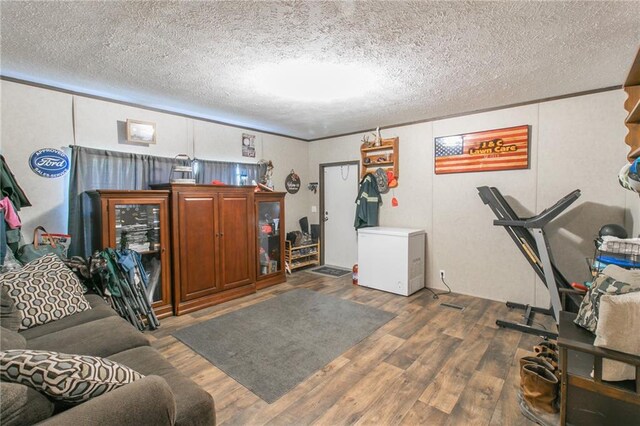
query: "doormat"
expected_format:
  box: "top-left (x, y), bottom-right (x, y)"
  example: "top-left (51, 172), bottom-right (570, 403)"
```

top-left (173, 289), bottom-right (395, 403)
top-left (310, 265), bottom-right (352, 277)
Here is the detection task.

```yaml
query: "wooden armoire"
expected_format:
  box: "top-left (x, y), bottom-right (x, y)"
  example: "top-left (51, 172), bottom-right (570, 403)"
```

top-left (152, 184), bottom-right (256, 315)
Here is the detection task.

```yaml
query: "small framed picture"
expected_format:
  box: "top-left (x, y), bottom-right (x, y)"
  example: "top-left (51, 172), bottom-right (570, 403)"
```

top-left (242, 133), bottom-right (256, 157)
top-left (126, 119), bottom-right (157, 144)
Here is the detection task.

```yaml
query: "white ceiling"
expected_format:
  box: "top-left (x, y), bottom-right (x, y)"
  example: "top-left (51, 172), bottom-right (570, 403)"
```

top-left (1, 1), bottom-right (639, 141)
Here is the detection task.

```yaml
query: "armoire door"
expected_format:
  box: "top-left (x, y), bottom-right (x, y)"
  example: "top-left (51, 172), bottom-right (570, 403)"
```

top-left (178, 192), bottom-right (219, 301)
top-left (218, 191), bottom-right (254, 290)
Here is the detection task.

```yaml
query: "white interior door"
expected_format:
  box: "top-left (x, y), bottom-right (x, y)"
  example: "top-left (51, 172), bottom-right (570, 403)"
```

top-left (323, 164), bottom-right (359, 268)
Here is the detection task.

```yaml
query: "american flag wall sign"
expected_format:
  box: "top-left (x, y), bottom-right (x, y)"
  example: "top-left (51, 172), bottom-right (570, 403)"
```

top-left (434, 125), bottom-right (530, 175)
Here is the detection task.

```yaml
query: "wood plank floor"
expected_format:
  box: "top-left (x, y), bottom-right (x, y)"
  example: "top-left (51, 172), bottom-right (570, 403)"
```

top-left (149, 272), bottom-right (553, 425)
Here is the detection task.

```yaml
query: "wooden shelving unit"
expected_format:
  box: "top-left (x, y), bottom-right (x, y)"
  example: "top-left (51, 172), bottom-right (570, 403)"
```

top-left (255, 192), bottom-right (286, 290)
top-left (360, 137), bottom-right (399, 179)
top-left (89, 190), bottom-right (173, 319)
top-left (623, 48), bottom-right (640, 162)
top-left (285, 240), bottom-right (320, 271)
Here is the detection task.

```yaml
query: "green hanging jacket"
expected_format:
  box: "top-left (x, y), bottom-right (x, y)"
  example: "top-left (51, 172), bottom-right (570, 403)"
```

top-left (354, 173), bottom-right (382, 230)
top-left (1, 155), bottom-right (31, 210)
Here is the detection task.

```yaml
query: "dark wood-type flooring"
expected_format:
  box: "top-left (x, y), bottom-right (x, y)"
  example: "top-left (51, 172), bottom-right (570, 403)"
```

top-left (150, 271), bottom-right (551, 425)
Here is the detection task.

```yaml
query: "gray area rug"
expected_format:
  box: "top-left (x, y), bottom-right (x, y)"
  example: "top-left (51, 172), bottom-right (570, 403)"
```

top-left (310, 265), bottom-right (352, 277)
top-left (173, 288), bottom-right (395, 403)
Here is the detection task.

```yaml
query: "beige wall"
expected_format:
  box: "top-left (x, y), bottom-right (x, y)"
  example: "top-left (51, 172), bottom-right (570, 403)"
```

top-left (1, 82), bottom-right (73, 235)
top-left (1, 80), bottom-right (309, 239)
top-left (1, 79), bottom-right (636, 305)
top-left (309, 90), bottom-right (636, 306)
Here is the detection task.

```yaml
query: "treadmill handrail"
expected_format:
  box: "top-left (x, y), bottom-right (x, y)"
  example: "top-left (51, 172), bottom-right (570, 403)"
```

top-left (523, 189), bottom-right (581, 228)
top-left (494, 218), bottom-right (527, 227)
top-left (487, 188), bottom-right (580, 229)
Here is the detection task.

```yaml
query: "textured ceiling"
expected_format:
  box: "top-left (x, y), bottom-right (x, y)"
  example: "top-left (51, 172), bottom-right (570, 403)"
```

top-left (1, 1), bottom-right (640, 141)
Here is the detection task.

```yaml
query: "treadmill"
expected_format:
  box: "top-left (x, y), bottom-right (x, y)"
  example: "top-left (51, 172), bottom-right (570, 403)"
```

top-left (477, 186), bottom-right (582, 339)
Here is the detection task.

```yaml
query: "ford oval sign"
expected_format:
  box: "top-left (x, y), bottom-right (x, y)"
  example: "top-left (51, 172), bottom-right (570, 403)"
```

top-left (29, 149), bottom-right (70, 178)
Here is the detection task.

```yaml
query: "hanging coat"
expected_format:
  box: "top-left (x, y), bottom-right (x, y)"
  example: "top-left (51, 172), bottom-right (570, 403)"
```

top-left (354, 173), bottom-right (382, 230)
top-left (1, 155), bottom-right (31, 210)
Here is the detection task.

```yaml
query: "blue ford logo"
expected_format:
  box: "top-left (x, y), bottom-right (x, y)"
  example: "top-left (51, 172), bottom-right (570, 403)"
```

top-left (29, 149), bottom-right (70, 178)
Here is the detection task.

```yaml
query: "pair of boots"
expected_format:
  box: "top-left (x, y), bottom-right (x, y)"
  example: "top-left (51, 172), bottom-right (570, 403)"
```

top-left (518, 341), bottom-right (560, 425)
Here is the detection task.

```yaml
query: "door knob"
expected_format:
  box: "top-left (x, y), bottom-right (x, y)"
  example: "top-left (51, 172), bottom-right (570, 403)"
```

top-left (323, 211), bottom-right (329, 222)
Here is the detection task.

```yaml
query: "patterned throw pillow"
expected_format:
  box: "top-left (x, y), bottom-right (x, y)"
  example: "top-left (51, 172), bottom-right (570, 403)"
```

top-left (0, 254), bottom-right (91, 330)
top-left (0, 350), bottom-right (144, 403)
top-left (574, 274), bottom-right (640, 333)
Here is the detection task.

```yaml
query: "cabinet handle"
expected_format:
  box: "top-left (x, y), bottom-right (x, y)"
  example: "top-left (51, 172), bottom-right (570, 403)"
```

top-left (220, 233), bottom-right (224, 237)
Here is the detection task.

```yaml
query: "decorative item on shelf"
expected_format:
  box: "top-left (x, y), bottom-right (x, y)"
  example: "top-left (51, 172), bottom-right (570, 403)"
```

top-left (257, 182), bottom-right (274, 192)
top-left (373, 127), bottom-right (382, 147)
top-left (361, 134), bottom-right (373, 148)
top-left (258, 159), bottom-right (274, 189)
top-left (307, 182), bottom-right (318, 193)
top-left (126, 119), bottom-right (156, 144)
top-left (261, 223), bottom-right (273, 235)
top-left (169, 154), bottom-right (195, 184)
top-left (285, 170), bottom-right (301, 194)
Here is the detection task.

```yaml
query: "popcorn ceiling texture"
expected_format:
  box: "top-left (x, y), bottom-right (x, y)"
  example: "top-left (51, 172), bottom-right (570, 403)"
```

top-left (1, 1), bottom-right (639, 140)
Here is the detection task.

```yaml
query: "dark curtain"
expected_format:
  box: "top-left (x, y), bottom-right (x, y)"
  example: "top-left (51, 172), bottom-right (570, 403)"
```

top-left (68, 146), bottom-right (176, 257)
top-left (68, 146), bottom-right (265, 257)
top-left (194, 158), bottom-right (263, 186)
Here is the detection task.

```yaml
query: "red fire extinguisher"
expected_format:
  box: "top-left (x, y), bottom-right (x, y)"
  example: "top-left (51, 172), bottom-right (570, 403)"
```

top-left (352, 264), bottom-right (358, 285)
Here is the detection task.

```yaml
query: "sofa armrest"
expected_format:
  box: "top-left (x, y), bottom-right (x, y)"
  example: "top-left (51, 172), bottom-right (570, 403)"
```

top-left (37, 375), bottom-right (176, 426)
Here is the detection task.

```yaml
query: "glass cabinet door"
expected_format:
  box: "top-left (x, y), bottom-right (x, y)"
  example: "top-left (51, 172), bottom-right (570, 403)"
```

top-left (257, 200), bottom-right (282, 277)
top-left (113, 203), bottom-right (163, 304)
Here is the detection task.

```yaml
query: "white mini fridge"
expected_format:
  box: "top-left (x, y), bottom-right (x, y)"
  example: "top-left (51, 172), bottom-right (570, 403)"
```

top-left (357, 227), bottom-right (426, 296)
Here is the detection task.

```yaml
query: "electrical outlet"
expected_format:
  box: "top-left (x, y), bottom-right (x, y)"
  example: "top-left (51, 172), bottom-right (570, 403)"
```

top-left (439, 270), bottom-right (445, 279)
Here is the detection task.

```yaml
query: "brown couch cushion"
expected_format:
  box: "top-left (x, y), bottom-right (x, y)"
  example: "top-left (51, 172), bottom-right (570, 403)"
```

top-left (109, 346), bottom-right (215, 426)
top-left (26, 316), bottom-right (149, 358)
top-left (0, 381), bottom-right (54, 426)
top-left (19, 294), bottom-right (116, 340)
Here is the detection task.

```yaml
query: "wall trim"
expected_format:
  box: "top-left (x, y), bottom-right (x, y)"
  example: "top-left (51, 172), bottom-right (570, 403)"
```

top-left (1, 75), bottom-right (620, 143)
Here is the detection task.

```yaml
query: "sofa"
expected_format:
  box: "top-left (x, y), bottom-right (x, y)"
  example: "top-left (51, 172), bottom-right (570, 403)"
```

top-left (1, 292), bottom-right (216, 425)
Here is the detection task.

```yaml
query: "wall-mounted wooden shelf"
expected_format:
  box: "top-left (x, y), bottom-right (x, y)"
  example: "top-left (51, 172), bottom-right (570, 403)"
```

top-left (360, 137), bottom-right (399, 180)
top-left (623, 48), bottom-right (640, 161)
top-left (626, 97), bottom-right (640, 124)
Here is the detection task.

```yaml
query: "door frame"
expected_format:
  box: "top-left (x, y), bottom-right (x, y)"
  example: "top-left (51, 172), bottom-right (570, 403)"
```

top-left (319, 160), bottom-right (360, 265)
